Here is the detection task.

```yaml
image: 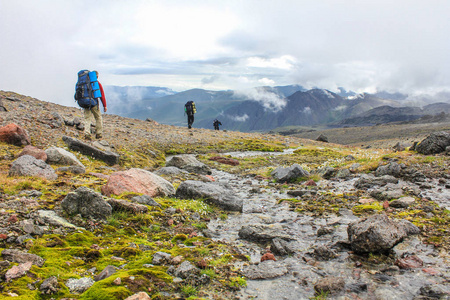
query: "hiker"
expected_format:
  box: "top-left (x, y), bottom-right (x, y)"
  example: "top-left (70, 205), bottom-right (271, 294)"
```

top-left (184, 100), bottom-right (196, 129)
top-left (75, 70), bottom-right (107, 140)
top-left (213, 119), bottom-right (222, 130)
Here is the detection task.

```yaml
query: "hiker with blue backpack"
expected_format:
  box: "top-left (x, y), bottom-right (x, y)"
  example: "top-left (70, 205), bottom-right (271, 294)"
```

top-left (184, 101), bottom-right (196, 129)
top-left (213, 119), bottom-right (222, 130)
top-left (74, 70), bottom-right (107, 140)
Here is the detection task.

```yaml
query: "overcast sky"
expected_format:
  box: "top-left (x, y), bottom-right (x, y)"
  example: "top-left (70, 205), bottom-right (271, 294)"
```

top-left (1, 0), bottom-right (450, 107)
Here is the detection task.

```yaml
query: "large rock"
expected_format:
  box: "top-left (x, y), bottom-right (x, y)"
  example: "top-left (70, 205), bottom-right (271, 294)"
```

top-left (238, 223), bottom-right (292, 242)
top-left (1, 249), bottom-right (45, 267)
top-left (102, 168), bottom-right (175, 198)
top-left (271, 164), bottom-right (310, 183)
top-left (166, 155), bottom-right (211, 175)
top-left (176, 180), bottom-right (243, 212)
top-left (18, 145), bottom-right (47, 161)
top-left (61, 186), bottom-right (112, 219)
top-left (66, 277), bottom-right (94, 294)
top-left (45, 146), bottom-right (85, 168)
top-left (107, 198), bottom-right (148, 214)
top-left (416, 131), bottom-right (450, 155)
top-left (242, 260), bottom-right (288, 279)
top-left (174, 261), bottom-right (200, 279)
top-left (354, 174), bottom-right (398, 189)
top-left (375, 162), bottom-right (404, 177)
top-left (62, 135), bottom-right (119, 166)
top-left (9, 155), bottom-right (57, 180)
top-left (314, 276), bottom-right (346, 295)
top-left (0, 123), bottom-right (31, 146)
top-left (347, 214), bottom-right (420, 253)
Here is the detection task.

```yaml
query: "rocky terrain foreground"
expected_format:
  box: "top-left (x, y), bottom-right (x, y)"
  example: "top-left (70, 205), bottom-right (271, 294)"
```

top-left (0, 91), bottom-right (449, 300)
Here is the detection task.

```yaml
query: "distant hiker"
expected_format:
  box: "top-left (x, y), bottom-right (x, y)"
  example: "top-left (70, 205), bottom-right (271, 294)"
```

top-left (213, 119), bottom-right (222, 130)
top-left (74, 70), bottom-right (107, 140)
top-left (184, 100), bottom-right (196, 129)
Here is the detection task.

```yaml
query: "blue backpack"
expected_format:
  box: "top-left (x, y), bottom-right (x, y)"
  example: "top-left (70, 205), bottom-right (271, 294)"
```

top-left (74, 70), bottom-right (101, 108)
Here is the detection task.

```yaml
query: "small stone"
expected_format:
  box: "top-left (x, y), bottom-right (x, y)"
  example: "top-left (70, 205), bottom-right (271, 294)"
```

top-left (260, 252), bottom-right (276, 262)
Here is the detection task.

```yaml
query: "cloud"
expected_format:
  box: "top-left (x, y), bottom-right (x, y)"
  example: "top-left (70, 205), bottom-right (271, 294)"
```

top-left (234, 87), bottom-right (287, 112)
top-left (302, 107), bottom-right (312, 115)
top-left (227, 114), bottom-right (249, 122)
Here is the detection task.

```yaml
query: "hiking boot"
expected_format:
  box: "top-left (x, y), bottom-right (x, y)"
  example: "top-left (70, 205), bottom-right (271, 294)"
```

top-left (96, 134), bottom-right (102, 139)
top-left (84, 134), bottom-right (92, 141)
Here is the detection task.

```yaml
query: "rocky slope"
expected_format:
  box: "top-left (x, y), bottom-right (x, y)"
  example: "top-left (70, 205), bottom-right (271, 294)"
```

top-left (0, 91), bottom-right (449, 299)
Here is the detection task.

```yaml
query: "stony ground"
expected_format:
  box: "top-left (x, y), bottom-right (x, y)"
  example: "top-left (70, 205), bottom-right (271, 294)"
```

top-left (0, 91), bottom-right (449, 300)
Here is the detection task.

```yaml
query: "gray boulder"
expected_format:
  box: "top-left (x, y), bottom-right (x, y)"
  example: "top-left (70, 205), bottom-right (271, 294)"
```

top-left (9, 155), bottom-right (57, 180)
top-left (354, 174), bottom-right (398, 189)
top-left (62, 135), bottom-right (119, 166)
top-left (239, 223), bottom-right (292, 243)
top-left (40, 276), bottom-right (59, 294)
top-left (176, 180), bottom-right (243, 212)
top-left (416, 131), bottom-right (450, 155)
top-left (174, 261), bottom-right (200, 279)
top-left (152, 251), bottom-right (172, 265)
top-left (154, 166), bottom-right (188, 176)
top-left (242, 260), bottom-right (288, 280)
top-left (94, 265), bottom-right (118, 281)
top-left (131, 195), bottom-right (161, 207)
top-left (347, 214), bottom-right (420, 253)
top-left (66, 277), bottom-right (94, 294)
top-left (45, 146), bottom-right (85, 168)
top-left (61, 186), bottom-right (112, 219)
top-left (271, 164), bottom-right (310, 183)
top-left (166, 155), bottom-right (211, 175)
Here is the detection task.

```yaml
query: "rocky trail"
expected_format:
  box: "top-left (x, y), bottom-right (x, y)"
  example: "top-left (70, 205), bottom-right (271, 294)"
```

top-left (0, 91), bottom-right (449, 299)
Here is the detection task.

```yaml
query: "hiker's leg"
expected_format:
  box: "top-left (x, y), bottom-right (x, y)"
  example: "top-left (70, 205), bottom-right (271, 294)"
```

top-left (83, 108), bottom-right (93, 135)
top-left (92, 104), bottom-right (103, 135)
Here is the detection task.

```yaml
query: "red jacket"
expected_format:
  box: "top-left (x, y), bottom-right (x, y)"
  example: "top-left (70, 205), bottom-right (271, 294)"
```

top-left (98, 82), bottom-right (107, 108)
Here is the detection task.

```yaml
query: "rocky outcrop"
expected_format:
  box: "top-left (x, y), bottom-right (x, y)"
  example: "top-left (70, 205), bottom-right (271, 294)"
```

top-left (9, 155), bottom-right (57, 180)
top-left (271, 164), bottom-right (310, 183)
top-left (0, 123), bottom-right (30, 146)
top-left (101, 168), bottom-right (175, 198)
top-left (176, 180), bottom-right (243, 212)
top-left (166, 155), bottom-right (211, 175)
top-left (61, 186), bottom-right (112, 220)
top-left (416, 131), bottom-right (450, 155)
top-left (347, 214), bottom-right (420, 253)
top-left (62, 135), bottom-right (120, 166)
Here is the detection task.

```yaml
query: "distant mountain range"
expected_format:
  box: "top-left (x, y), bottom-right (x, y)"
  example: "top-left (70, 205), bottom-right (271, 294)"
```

top-left (104, 85), bottom-right (450, 132)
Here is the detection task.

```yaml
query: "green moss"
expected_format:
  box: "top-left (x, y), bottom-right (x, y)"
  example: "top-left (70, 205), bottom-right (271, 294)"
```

top-left (172, 234), bottom-right (188, 243)
top-left (352, 202), bottom-right (383, 215)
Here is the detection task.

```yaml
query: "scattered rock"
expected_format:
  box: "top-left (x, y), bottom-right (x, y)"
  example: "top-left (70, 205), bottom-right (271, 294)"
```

top-left (152, 252), bottom-right (172, 265)
top-left (416, 131), bottom-right (450, 155)
top-left (389, 196), bottom-right (416, 208)
top-left (40, 276), bottom-right (59, 294)
top-left (65, 277), bottom-right (94, 294)
top-left (125, 292), bottom-right (152, 300)
top-left (271, 237), bottom-right (296, 255)
top-left (313, 245), bottom-right (338, 261)
top-left (314, 276), bottom-right (345, 295)
top-left (102, 168), bottom-right (175, 198)
top-left (239, 223), bottom-right (291, 243)
top-left (347, 214), bottom-right (419, 253)
top-left (36, 210), bottom-right (81, 229)
top-left (395, 255), bottom-right (423, 269)
top-left (271, 164), bottom-right (310, 183)
top-left (174, 261), bottom-right (200, 279)
top-left (45, 146), bottom-right (85, 167)
top-left (18, 145), bottom-right (47, 161)
top-left (1, 249), bottom-right (45, 267)
top-left (209, 156), bottom-right (240, 166)
top-left (61, 186), bottom-right (112, 219)
top-left (176, 180), bottom-right (243, 212)
top-left (5, 261), bottom-right (32, 282)
top-left (62, 135), bottom-right (120, 166)
top-left (354, 174), bottom-right (398, 189)
top-left (260, 252), bottom-right (276, 262)
top-left (9, 155), bottom-right (58, 180)
top-left (94, 265), bottom-right (118, 281)
top-left (166, 155), bottom-right (212, 175)
top-left (375, 162), bottom-right (404, 177)
top-left (242, 260), bottom-right (288, 279)
top-left (107, 198), bottom-right (148, 214)
top-left (0, 123), bottom-right (31, 146)
top-left (416, 285), bottom-right (449, 299)
top-left (316, 134), bottom-right (328, 142)
top-left (130, 195), bottom-right (161, 207)
top-left (154, 166), bottom-right (188, 176)
top-left (55, 165), bottom-right (86, 174)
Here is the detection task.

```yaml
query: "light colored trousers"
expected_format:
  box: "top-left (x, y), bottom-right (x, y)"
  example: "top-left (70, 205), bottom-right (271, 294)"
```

top-left (83, 104), bottom-right (103, 135)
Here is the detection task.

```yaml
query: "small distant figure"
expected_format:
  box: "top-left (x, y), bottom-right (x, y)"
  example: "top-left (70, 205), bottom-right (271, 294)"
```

top-left (213, 119), bottom-right (222, 130)
top-left (184, 101), bottom-right (196, 129)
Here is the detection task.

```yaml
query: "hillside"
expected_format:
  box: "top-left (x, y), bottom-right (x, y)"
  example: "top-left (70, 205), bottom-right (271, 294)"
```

top-left (0, 91), bottom-right (449, 299)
